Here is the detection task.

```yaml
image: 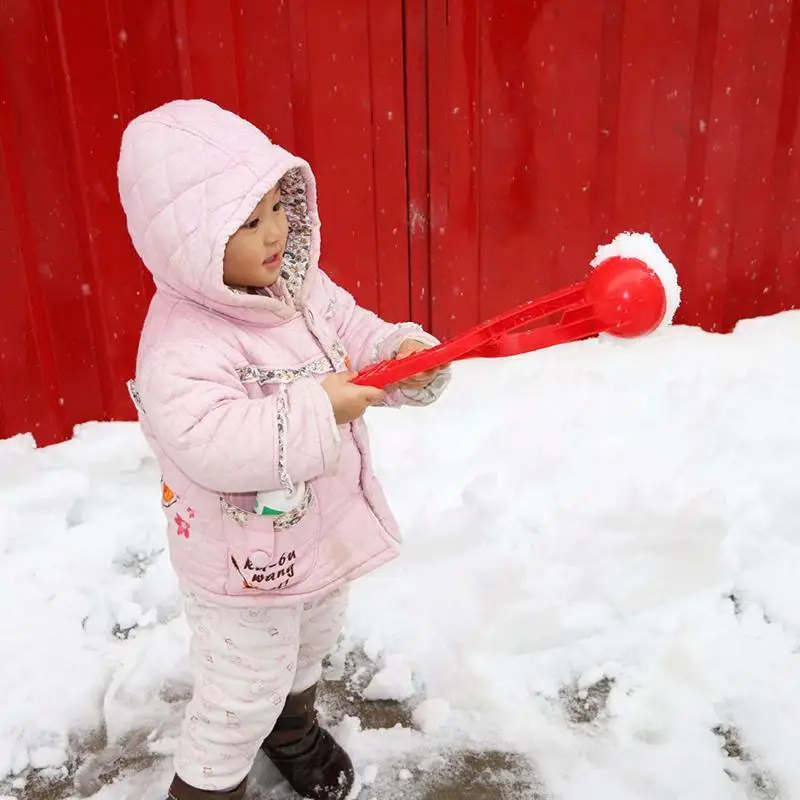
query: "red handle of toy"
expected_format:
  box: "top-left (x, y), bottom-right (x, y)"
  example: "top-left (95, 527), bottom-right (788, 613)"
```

top-left (352, 294), bottom-right (595, 388)
top-left (351, 287), bottom-right (579, 387)
top-left (352, 256), bottom-right (668, 389)
top-left (469, 316), bottom-right (604, 359)
top-left (352, 316), bottom-right (603, 387)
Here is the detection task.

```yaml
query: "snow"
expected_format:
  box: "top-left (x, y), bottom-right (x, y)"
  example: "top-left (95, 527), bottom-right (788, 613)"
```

top-left (411, 700), bottom-right (451, 734)
top-left (592, 231), bottom-right (682, 327)
top-left (362, 763), bottom-right (379, 785)
top-left (3, 309), bottom-right (800, 798)
top-left (362, 656), bottom-right (415, 702)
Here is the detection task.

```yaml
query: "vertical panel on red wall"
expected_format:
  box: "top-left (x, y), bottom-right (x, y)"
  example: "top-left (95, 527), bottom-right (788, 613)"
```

top-left (724, 0), bottom-right (793, 329)
top-left (105, 0), bottom-right (137, 130)
top-left (43, 0), bottom-right (152, 423)
top-left (770, 1), bottom-right (800, 313)
top-left (479, 0), bottom-right (609, 325)
top-left (479, 0), bottom-right (543, 318)
top-left (531, 1), bottom-right (602, 296)
top-left (170, 0), bottom-right (197, 97)
top-left (426, 0), bottom-right (449, 333)
top-left (592, 0), bottom-right (625, 249)
top-left (176, 0), bottom-right (241, 110)
top-left (106, 0), bottom-right (153, 312)
top-left (120, 0), bottom-right (183, 111)
top-left (645, 2), bottom-right (702, 273)
top-left (428, 0), bottom-right (482, 340)
top-left (613, 1), bottom-right (665, 234)
top-left (367, 0), bottom-right (411, 323)
top-left (540, 0), bottom-right (607, 289)
top-left (683, 0), bottom-right (749, 329)
top-left (231, 0), bottom-right (296, 147)
top-left (612, 0), bottom-right (711, 323)
top-left (300, 2), bottom-right (378, 311)
top-left (0, 1), bottom-right (105, 438)
top-left (286, 0), bottom-right (314, 163)
top-left (403, 0), bottom-right (432, 329)
top-left (676, 0), bottom-right (721, 329)
top-left (0, 61), bottom-right (64, 442)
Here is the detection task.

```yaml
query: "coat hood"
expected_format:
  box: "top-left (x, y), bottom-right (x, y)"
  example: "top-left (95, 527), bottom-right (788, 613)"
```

top-left (118, 99), bottom-right (320, 322)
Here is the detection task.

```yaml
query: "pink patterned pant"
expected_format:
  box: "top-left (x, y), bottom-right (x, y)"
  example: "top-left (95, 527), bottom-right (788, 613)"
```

top-left (174, 586), bottom-right (349, 791)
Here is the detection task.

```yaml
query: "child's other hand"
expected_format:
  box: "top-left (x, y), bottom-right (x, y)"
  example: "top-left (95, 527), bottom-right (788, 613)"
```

top-left (322, 371), bottom-right (385, 425)
top-left (393, 339), bottom-right (450, 389)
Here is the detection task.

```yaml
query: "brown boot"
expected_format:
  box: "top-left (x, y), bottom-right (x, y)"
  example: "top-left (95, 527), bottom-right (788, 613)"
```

top-left (167, 774), bottom-right (247, 800)
top-left (261, 684), bottom-right (355, 800)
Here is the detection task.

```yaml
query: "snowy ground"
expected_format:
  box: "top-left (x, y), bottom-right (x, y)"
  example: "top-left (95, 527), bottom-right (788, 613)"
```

top-left (3, 311), bottom-right (800, 800)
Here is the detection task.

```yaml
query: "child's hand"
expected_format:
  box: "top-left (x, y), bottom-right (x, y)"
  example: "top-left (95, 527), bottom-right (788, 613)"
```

top-left (393, 339), bottom-right (450, 389)
top-left (322, 371), bottom-right (385, 424)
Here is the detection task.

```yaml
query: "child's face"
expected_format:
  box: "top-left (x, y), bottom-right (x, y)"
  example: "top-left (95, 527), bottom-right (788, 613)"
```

top-left (223, 184), bottom-right (288, 289)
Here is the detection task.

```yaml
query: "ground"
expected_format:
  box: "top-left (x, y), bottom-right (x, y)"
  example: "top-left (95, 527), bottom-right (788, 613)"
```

top-left (4, 308), bottom-right (800, 799)
top-left (8, 648), bottom-right (545, 800)
top-left (2, 644), bottom-right (778, 800)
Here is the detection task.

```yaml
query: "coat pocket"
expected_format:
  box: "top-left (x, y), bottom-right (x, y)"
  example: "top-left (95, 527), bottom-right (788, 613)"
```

top-left (220, 484), bottom-right (321, 596)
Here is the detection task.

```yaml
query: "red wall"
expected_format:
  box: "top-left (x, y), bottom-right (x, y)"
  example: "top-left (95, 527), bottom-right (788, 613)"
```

top-left (0, 0), bottom-right (416, 444)
top-left (426, 0), bottom-right (800, 340)
top-left (1, 0), bottom-right (799, 445)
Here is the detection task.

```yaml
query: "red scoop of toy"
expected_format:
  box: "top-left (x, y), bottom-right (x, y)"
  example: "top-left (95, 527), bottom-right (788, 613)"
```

top-left (585, 255), bottom-right (667, 338)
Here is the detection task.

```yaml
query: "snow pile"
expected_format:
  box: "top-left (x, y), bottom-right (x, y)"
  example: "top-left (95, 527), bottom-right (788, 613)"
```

top-left (0, 424), bottom-right (186, 785)
top-left (362, 655), bottom-right (415, 702)
top-left (3, 309), bottom-right (800, 799)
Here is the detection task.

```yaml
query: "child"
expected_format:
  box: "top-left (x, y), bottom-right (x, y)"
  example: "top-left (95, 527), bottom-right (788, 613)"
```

top-left (117, 99), bottom-right (449, 800)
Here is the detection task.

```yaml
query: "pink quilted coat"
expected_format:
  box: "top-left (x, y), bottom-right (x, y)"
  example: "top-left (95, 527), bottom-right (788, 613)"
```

top-left (118, 99), bottom-right (448, 607)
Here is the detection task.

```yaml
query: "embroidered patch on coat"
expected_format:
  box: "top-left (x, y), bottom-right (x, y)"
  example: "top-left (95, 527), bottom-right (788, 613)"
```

top-left (174, 513), bottom-right (192, 539)
top-left (161, 481), bottom-right (178, 507)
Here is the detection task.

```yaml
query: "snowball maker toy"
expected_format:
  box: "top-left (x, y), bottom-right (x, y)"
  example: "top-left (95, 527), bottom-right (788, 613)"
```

top-left (353, 233), bottom-right (680, 389)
